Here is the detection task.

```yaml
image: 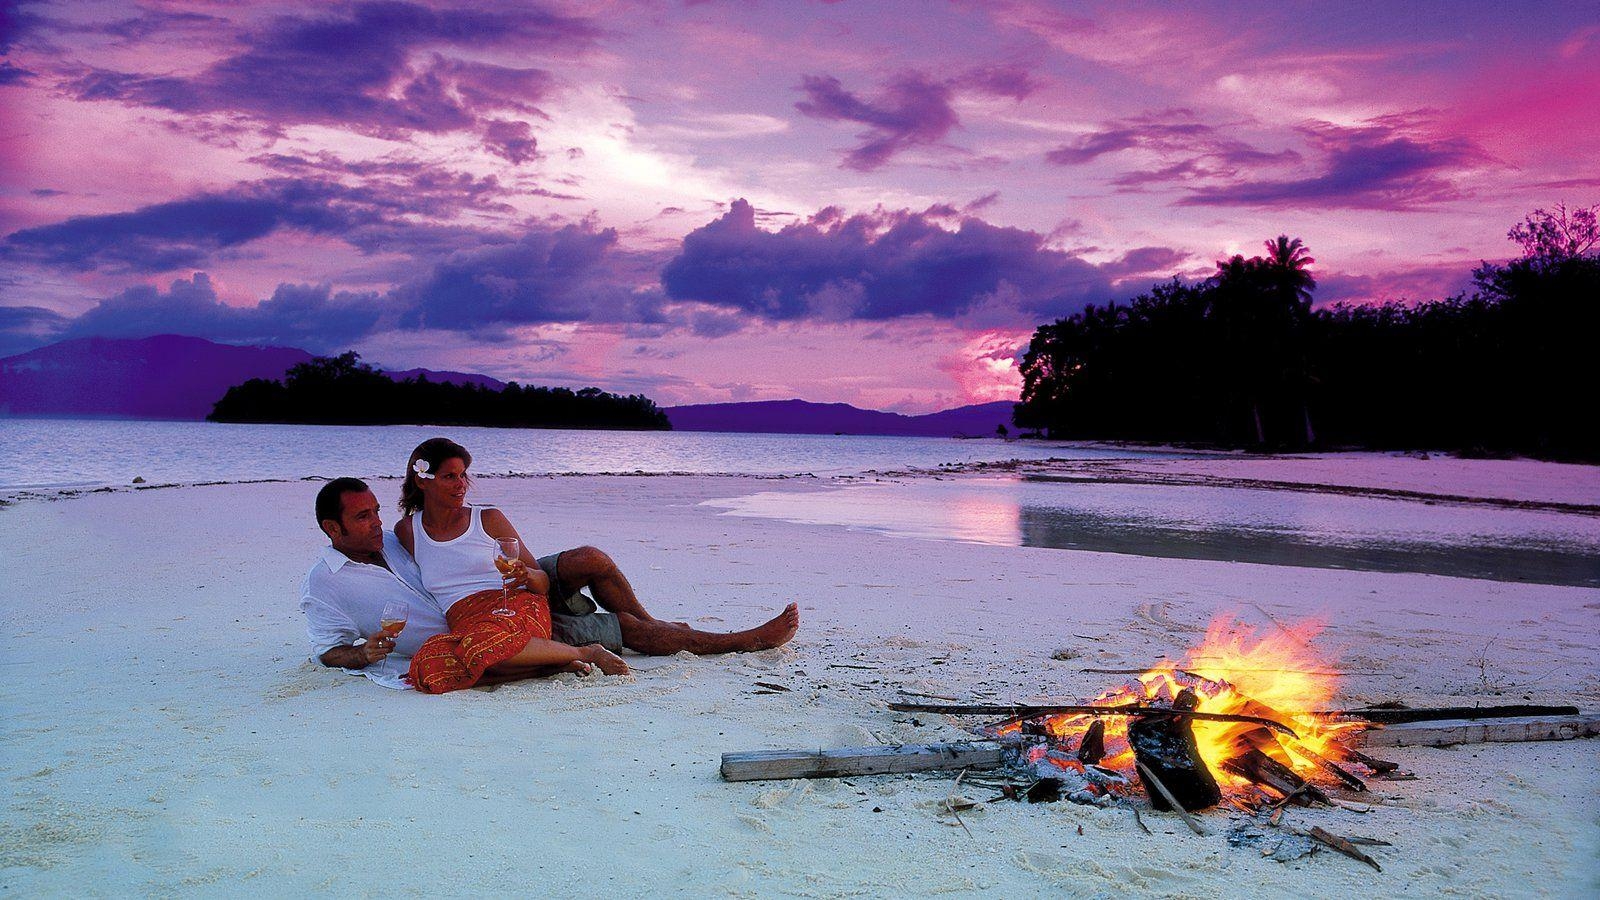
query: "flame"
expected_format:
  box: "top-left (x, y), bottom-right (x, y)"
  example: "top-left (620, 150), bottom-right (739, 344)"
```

top-left (1025, 614), bottom-right (1357, 794)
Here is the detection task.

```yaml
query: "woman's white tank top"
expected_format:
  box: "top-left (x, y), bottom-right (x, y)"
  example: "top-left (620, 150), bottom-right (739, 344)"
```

top-left (411, 506), bottom-right (503, 609)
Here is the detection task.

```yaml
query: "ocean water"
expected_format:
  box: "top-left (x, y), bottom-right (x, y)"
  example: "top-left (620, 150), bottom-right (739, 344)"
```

top-left (705, 476), bottom-right (1600, 588)
top-left (0, 418), bottom-right (1154, 491)
top-left (10, 419), bottom-right (1592, 588)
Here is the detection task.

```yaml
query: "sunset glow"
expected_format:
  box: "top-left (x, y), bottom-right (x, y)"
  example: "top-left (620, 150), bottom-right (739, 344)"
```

top-left (2, 0), bottom-right (1593, 410)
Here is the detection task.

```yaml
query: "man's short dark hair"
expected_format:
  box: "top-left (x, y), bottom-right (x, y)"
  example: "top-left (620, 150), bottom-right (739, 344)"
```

top-left (315, 477), bottom-right (370, 526)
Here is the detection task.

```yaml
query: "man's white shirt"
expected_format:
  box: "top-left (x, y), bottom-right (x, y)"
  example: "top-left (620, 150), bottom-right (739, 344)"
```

top-left (300, 531), bottom-right (449, 689)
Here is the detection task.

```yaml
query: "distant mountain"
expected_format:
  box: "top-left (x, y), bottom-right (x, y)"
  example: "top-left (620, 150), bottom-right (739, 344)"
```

top-left (0, 335), bottom-right (314, 420)
top-left (0, 335), bottom-right (508, 420)
top-left (664, 399), bottom-right (1017, 437)
top-left (385, 368), bottom-right (507, 391)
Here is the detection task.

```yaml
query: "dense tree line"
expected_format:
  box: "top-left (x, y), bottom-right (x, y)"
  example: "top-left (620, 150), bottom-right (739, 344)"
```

top-left (1016, 206), bottom-right (1599, 461)
top-left (209, 352), bottom-right (671, 430)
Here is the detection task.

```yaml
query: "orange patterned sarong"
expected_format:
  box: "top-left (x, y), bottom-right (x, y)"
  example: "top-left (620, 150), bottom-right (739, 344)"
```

top-left (408, 590), bottom-right (552, 694)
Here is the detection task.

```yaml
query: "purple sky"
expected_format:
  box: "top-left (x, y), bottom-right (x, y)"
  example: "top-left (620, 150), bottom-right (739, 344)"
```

top-left (2, 1), bottom-right (1596, 411)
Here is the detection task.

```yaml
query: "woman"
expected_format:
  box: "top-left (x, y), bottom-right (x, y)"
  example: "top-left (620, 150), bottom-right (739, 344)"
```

top-left (397, 437), bottom-right (628, 693)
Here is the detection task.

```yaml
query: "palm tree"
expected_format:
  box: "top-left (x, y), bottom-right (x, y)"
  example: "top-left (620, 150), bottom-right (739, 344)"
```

top-left (1205, 255), bottom-right (1271, 444)
top-left (1262, 235), bottom-right (1316, 311)
top-left (1261, 235), bottom-right (1317, 444)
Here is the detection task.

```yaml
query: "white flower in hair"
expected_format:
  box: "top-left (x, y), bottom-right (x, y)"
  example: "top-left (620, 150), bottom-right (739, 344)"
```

top-left (412, 458), bottom-right (434, 479)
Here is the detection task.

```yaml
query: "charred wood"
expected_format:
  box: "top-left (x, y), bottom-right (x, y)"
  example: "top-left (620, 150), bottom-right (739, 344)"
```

top-left (1283, 738), bottom-right (1368, 792)
top-left (1221, 748), bottom-right (1331, 806)
top-left (887, 701), bottom-right (1298, 737)
top-left (1076, 720), bottom-right (1107, 765)
top-left (1128, 690), bottom-right (1222, 812)
top-left (1324, 703), bottom-right (1579, 724)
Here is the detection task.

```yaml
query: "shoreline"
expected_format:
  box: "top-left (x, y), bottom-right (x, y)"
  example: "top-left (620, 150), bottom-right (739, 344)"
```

top-left (7, 447), bottom-right (1598, 511)
top-left (897, 456), bottom-right (1600, 516)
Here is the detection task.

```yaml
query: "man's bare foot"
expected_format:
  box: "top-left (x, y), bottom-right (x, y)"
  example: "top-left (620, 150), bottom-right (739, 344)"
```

top-left (560, 659), bottom-right (593, 675)
top-left (579, 644), bottom-right (630, 676)
top-left (741, 603), bottom-right (799, 651)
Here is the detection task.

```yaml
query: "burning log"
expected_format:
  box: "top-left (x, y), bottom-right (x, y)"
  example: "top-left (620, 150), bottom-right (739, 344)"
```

top-left (886, 701), bottom-right (1299, 738)
top-left (1332, 746), bottom-right (1399, 773)
top-left (1128, 689), bottom-right (1222, 812)
top-left (1076, 720), bottom-right (1106, 764)
top-left (1283, 738), bottom-right (1368, 792)
top-left (1134, 761), bottom-right (1208, 835)
top-left (1230, 725), bottom-right (1295, 767)
top-left (1220, 748), bottom-right (1331, 806)
top-left (1024, 747), bottom-right (1132, 805)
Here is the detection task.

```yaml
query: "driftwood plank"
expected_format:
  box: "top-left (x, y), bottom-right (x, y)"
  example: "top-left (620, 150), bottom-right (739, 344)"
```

top-left (1353, 714), bottom-right (1600, 748)
top-left (721, 742), bottom-right (1005, 782)
top-left (1326, 704), bottom-right (1580, 724)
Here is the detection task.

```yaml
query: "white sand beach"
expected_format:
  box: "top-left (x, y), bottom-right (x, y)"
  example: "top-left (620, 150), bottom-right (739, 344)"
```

top-left (2, 457), bottom-right (1597, 897)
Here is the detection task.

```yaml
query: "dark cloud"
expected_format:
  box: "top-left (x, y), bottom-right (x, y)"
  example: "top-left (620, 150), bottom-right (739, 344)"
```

top-left (796, 72), bottom-right (955, 171)
top-left (1048, 119), bottom-right (1211, 165)
top-left (3, 171), bottom-right (513, 273)
top-left (1314, 263), bottom-right (1474, 306)
top-left (2, 181), bottom-right (364, 273)
top-left (482, 119), bottom-right (538, 164)
top-left (1110, 160), bottom-right (1208, 188)
top-left (96, 8), bottom-right (224, 43)
top-left (17, 213), bottom-right (671, 350)
top-left (1100, 246), bottom-right (1191, 280)
top-left (949, 64), bottom-right (1041, 101)
top-left (0, 303), bottom-right (68, 357)
top-left (66, 2), bottom-right (589, 141)
top-left (394, 222), bottom-right (664, 334)
top-left (19, 196), bottom-right (1133, 352)
top-left (1045, 111), bottom-right (1300, 190)
top-left (60, 273), bottom-right (385, 352)
top-left (687, 309), bottom-right (746, 338)
top-left (795, 65), bottom-right (1035, 170)
top-left (1179, 121), bottom-right (1487, 210)
top-left (0, 0), bottom-right (42, 54)
top-left (963, 191), bottom-right (1001, 213)
top-left (0, 59), bottom-right (32, 85)
top-left (661, 199), bottom-right (1114, 323)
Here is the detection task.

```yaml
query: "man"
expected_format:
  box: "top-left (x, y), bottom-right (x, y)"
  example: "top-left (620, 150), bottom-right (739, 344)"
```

top-left (302, 478), bottom-right (799, 689)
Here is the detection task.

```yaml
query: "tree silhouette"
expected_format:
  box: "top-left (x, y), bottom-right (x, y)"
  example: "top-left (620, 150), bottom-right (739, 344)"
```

top-left (1508, 203), bottom-right (1599, 262)
top-left (1014, 212), bottom-right (1598, 461)
top-left (210, 353), bottom-right (671, 430)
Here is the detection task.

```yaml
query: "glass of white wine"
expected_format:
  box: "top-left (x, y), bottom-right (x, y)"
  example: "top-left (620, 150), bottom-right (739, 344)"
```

top-left (380, 601), bottom-right (408, 638)
top-left (492, 537), bottom-right (521, 616)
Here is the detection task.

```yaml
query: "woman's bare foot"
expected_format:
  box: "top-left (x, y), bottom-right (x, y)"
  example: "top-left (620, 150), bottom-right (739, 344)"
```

top-left (579, 644), bottom-right (631, 676)
top-left (560, 659), bottom-right (593, 675)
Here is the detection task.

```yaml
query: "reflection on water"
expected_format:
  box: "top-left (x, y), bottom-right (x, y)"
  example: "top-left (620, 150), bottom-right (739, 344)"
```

top-left (1016, 505), bottom-right (1600, 588)
top-left (707, 477), bottom-right (1600, 589)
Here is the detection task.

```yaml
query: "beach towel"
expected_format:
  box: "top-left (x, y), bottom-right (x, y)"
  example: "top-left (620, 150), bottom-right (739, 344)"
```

top-left (408, 590), bottom-right (552, 694)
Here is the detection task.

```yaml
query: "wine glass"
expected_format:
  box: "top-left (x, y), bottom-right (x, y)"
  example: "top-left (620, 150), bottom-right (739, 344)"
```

top-left (492, 537), bottom-right (522, 616)
top-left (380, 601), bottom-right (408, 637)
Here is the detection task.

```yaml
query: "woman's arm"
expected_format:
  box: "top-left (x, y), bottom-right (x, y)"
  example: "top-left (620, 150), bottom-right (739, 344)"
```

top-left (481, 507), bottom-right (551, 595)
top-left (395, 515), bottom-right (415, 557)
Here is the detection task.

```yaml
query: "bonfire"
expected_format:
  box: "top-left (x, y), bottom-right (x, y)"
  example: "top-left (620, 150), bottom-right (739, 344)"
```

top-left (722, 613), bottom-right (1595, 872)
top-left (990, 617), bottom-right (1372, 814)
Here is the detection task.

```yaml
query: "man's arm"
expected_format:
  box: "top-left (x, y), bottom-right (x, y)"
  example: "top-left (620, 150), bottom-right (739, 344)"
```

top-left (319, 630), bottom-right (396, 669)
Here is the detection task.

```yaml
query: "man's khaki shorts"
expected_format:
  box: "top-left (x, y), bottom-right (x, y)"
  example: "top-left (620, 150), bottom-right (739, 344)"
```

top-left (537, 552), bottom-right (624, 652)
